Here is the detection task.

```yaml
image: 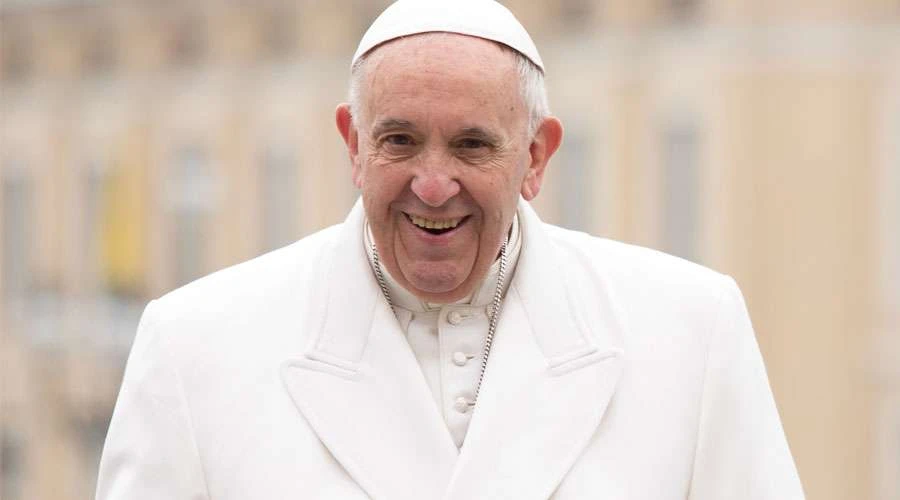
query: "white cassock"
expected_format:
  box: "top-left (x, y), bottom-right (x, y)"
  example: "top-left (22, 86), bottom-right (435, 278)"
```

top-left (96, 199), bottom-right (805, 500)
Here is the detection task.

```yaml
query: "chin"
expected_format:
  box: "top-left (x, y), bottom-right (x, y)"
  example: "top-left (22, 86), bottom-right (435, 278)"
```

top-left (404, 264), bottom-right (472, 301)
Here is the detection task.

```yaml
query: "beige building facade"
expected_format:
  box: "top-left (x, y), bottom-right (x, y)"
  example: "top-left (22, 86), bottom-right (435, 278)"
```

top-left (1, 1), bottom-right (898, 499)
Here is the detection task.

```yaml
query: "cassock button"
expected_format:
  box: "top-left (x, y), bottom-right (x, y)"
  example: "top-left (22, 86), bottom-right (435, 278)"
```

top-left (452, 351), bottom-right (469, 366)
top-left (453, 396), bottom-right (471, 414)
top-left (447, 310), bottom-right (463, 325)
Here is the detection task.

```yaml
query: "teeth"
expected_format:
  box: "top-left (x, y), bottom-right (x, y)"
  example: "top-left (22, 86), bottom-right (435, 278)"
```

top-left (409, 214), bottom-right (463, 230)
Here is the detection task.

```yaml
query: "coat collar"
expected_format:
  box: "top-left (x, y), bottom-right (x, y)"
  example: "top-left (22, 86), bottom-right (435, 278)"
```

top-left (281, 199), bottom-right (627, 500)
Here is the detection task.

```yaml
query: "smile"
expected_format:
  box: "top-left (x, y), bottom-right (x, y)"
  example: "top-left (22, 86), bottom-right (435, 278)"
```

top-left (404, 213), bottom-right (467, 235)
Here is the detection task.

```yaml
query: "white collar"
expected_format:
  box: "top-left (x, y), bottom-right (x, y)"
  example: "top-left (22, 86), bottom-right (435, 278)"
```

top-left (364, 213), bottom-right (522, 313)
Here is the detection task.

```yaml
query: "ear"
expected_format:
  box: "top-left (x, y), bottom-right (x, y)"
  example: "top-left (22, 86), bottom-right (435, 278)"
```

top-left (335, 103), bottom-right (363, 188)
top-left (521, 117), bottom-right (563, 201)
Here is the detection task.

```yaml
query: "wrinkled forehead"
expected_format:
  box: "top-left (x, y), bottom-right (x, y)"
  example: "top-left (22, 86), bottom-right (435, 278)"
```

top-left (359, 34), bottom-right (527, 132)
top-left (362, 33), bottom-right (520, 104)
top-left (361, 32), bottom-right (517, 78)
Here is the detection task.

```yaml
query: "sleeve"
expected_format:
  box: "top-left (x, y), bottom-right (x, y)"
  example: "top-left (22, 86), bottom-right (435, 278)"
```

top-left (687, 277), bottom-right (805, 499)
top-left (95, 300), bottom-right (210, 500)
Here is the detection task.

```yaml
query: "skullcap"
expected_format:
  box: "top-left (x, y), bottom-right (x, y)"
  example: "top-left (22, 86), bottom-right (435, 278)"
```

top-left (352, 0), bottom-right (544, 72)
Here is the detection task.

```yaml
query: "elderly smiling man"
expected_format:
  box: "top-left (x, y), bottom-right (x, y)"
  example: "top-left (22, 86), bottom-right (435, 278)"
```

top-left (96, 1), bottom-right (804, 499)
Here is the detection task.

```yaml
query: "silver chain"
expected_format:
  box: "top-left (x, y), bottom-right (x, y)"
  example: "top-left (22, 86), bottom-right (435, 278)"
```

top-left (475, 238), bottom-right (508, 402)
top-left (371, 247), bottom-right (394, 313)
top-left (370, 238), bottom-right (509, 407)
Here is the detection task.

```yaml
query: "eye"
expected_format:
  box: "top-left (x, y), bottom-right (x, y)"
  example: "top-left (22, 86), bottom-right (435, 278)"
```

top-left (384, 134), bottom-right (414, 146)
top-left (458, 138), bottom-right (487, 149)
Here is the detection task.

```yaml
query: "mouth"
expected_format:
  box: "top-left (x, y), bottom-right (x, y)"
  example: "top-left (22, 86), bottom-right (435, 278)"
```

top-left (404, 212), bottom-right (469, 236)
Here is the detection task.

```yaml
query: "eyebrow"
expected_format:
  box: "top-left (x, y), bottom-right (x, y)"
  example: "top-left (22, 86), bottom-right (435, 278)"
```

top-left (370, 118), bottom-right (415, 138)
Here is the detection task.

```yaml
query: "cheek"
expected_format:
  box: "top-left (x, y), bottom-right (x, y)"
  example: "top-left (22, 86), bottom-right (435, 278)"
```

top-left (360, 162), bottom-right (410, 209)
top-left (485, 166), bottom-right (525, 204)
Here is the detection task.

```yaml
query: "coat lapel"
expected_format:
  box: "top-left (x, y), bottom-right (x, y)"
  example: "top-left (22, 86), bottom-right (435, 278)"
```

top-left (442, 202), bottom-right (627, 500)
top-left (280, 201), bottom-right (458, 500)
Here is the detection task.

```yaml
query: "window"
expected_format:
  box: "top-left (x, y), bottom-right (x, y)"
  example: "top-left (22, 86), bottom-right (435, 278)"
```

top-left (890, 114), bottom-right (900, 318)
top-left (83, 160), bottom-right (106, 287)
top-left (2, 162), bottom-right (31, 298)
top-left (170, 16), bottom-right (206, 67)
top-left (82, 25), bottom-right (117, 76)
top-left (168, 146), bottom-right (215, 286)
top-left (74, 413), bottom-right (113, 495)
top-left (261, 145), bottom-right (299, 251)
top-left (1, 29), bottom-right (32, 82)
top-left (557, 129), bottom-right (596, 232)
top-left (261, 8), bottom-right (297, 59)
top-left (558, 0), bottom-right (596, 30)
top-left (661, 122), bottom-right (700, 262)
top-left (667, 0), bottom-right (701, 23)
top-left (1, 426), bottom-right (24, 500)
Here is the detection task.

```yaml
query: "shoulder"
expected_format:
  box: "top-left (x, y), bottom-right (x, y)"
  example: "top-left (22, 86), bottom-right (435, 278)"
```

top-left (138, 223), bottom-right (343, 359)
top-left (156, 224), bottom-right (340, 317)
top-left (539, 224), bottom-right (749, 387)
top-left (544, 223), bottom-right (729, 286)
top-left (542, 223), bottom-right (736, 318)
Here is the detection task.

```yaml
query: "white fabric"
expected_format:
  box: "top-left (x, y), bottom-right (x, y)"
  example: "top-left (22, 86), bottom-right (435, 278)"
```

top-left (96, 199), bottom-right (805, 500)
top-left (352, 0), bottom-right (544, 71)
top-left (363, 215), bottom-right (522, 448)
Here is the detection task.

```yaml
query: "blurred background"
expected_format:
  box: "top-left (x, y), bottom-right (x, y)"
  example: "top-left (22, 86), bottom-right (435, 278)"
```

top-left (0, 0), bottom-right (898, 498)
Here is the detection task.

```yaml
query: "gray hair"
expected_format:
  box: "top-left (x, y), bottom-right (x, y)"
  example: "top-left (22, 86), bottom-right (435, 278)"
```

top-left (348, 41), bottom-right (550, 138)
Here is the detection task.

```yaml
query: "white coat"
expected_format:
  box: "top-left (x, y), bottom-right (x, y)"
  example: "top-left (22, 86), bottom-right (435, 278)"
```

top-left (96, 200), bottom-right (804, 499)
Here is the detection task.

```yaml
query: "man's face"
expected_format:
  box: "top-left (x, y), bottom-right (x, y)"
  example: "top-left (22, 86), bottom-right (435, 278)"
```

top-left (337, 34), bottom-right (558, 303)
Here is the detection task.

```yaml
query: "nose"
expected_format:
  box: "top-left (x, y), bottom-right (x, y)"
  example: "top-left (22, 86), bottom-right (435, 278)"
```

top-left (410, 161), bottom-right (460, 208)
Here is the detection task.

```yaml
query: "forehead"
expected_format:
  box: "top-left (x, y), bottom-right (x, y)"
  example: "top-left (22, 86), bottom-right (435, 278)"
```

top-left (361, 33), bottom-right (523, 129)
top-left (365, 32), bottom-right (515, 72)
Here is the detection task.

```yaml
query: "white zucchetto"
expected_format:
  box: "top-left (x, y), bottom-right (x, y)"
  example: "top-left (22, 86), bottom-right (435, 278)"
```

top-left (352, 0), bottom-right (544, 72)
